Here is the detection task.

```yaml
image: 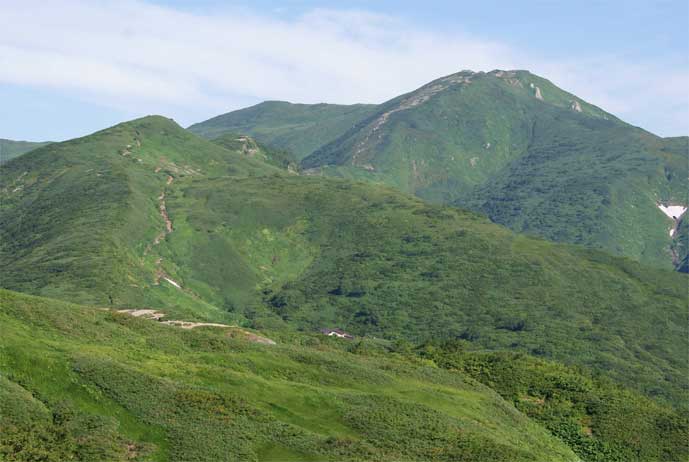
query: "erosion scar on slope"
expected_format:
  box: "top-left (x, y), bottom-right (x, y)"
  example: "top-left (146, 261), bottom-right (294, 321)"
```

top-left (147, 171), bottom-right (183, 289)
top-left (156, 175), bottom-right (174, 241)
top-left (145, 174), bottom-right (175, 253)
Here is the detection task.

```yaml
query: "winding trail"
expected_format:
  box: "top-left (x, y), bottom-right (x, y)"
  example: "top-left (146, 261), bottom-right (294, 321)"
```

top-left (143, 170), bottom-right (182, 289)
top-left (118, 309), bottom-right (232, 329)
top-left (116, 309), bottom-right (277, 344)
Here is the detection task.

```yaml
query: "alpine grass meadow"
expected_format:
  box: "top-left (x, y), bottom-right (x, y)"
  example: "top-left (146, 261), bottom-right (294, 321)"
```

top-left (1, 1), bottom-right (688, 461)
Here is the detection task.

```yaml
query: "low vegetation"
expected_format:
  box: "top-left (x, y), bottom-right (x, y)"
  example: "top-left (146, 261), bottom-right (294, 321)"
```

top-left (417, 341), bottom-right (689, 462)
top-left (2, 289), bottom-right (686, 461)
top-left (1, 289), bottom-right (583, 462)
top-left (1, 112), bottom-right (687, 461)
top-left (188, 101), bottom-right (377, 160)
top-left (191, 71), bottom-right (688, 270)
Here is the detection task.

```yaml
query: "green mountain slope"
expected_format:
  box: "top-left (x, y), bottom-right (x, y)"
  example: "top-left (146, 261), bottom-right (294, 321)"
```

top-left (0, 115), bottom-right (278, 317)
top-left (671, 214), bottom-right (689, 272)
top-left (459, 131), bottom-right (688, 271)
top-left (195, 71), bottom-right (687, 270)
top-left (0, 289), bottom-right (583, 462)
top-left (188, 101), bottom-right (377, 160)
top-left (0, 138), bottom-right (51, 164)
top-left (208, 132), bottom-right (299, 171)
top-left (294, 70), bottom-right (687, 269)
top-left (1, 119), bottom-right (687, 408)
top-left (166, 175), bottom-right (688, 406)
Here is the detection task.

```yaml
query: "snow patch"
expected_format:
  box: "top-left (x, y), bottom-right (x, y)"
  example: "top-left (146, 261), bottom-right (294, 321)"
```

top-left (163, 277), bottom-right (181, 289)
top-left (534, 86), bottom-right (543, 100)
top-left (657, 204), bottom-right (687, 220)
top-left (657, 203), bottom-right (686, 239)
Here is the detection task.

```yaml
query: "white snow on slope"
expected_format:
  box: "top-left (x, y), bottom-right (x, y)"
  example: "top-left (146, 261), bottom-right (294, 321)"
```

top-left (657, 204), bottom-right (687, 220)
top-left (657, 203), bottom-right (686, 237)
top-left (163, 277), bottom-right (181, 289)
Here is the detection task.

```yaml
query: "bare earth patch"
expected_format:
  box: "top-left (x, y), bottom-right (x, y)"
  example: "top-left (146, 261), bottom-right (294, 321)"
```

top-left (116, 309), bottom-right (276, 343)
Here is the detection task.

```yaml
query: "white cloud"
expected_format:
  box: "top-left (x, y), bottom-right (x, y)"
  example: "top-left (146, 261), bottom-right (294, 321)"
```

top-left (0, 0), bottom-right (686, 136)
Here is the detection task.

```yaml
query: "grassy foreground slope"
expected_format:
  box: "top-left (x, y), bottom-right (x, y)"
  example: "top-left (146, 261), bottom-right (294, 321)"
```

top-left (0, 289), bottom-right (583, 462)
top-left (1, 117), bottom-right (686, 407)
top-left (419, 342), bottom-right (689, 462)
top-left (0, 139), bottom-right (51, 164)
top-left (188, 101), bottom-right (377, 160)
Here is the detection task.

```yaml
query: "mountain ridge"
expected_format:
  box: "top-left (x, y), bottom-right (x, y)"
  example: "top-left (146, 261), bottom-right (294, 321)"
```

top-left (188, 101), bottom-right (377, 160)
top-left (0, 138), bottom-right (52, 164)
top-left (190, 69), bottom-right (688, 270)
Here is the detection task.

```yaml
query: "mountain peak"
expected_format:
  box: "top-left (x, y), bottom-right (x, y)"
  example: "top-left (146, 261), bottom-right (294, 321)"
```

top-left (120, 114), bottom-right (182, 131)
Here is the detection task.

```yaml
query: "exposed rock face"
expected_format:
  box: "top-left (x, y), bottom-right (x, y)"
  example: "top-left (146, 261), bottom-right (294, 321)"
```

top-left (570, 100), bottom-right (582, 112)
top-left (527, 82), bottom-right (543, 100)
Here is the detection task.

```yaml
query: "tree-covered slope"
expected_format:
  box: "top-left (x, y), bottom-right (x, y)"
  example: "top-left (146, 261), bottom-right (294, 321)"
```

top-left (0, 138), bottom-right (51, 164)
top-left (671, 213), bottom-right (689, 273)
top-left (458, 128), bottom-right (688, 271)
top-left (0, 289), bottom-right (584, 462)
top-left (188, 101), bottom-right (377, 160)
top-left (295, 70), bottom-right (687, 269)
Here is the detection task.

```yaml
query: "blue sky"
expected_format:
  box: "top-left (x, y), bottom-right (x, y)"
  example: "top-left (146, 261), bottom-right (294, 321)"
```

top-left (1, 0), bottom-right (687, 141)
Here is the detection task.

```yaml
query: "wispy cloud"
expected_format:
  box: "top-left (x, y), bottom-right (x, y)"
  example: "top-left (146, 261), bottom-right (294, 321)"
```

top-left (1, 0), bottom-right (686, 136)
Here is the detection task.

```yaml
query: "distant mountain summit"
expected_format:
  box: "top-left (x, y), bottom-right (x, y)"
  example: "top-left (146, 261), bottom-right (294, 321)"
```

top-left (191, 70), bottom-right (688, 270)
top-left (0, 138), bottom-right (51, 164)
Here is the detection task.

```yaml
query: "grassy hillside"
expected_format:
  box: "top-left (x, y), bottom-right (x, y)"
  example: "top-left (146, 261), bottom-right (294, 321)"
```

top-left (2, 117), bottom-right (687, 409)
top-left (0, 116), bottom-right (277, 318)
top-left (188, 101), bottom-right (377, 160)
top-left (2, 289), bottom-right (687, 461)
top-left (671, 214), bottom-right (689, 272)
top-left (0, 289), bottom-right (584, 462)
top-left (459, 128), bottom-right (688, 271)
top-left (2, 114), bottom-right (688, 460)
top-left (418, 341), bottom-right (688, 462)
top-left (0, 138), bottom-right (51, 164)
